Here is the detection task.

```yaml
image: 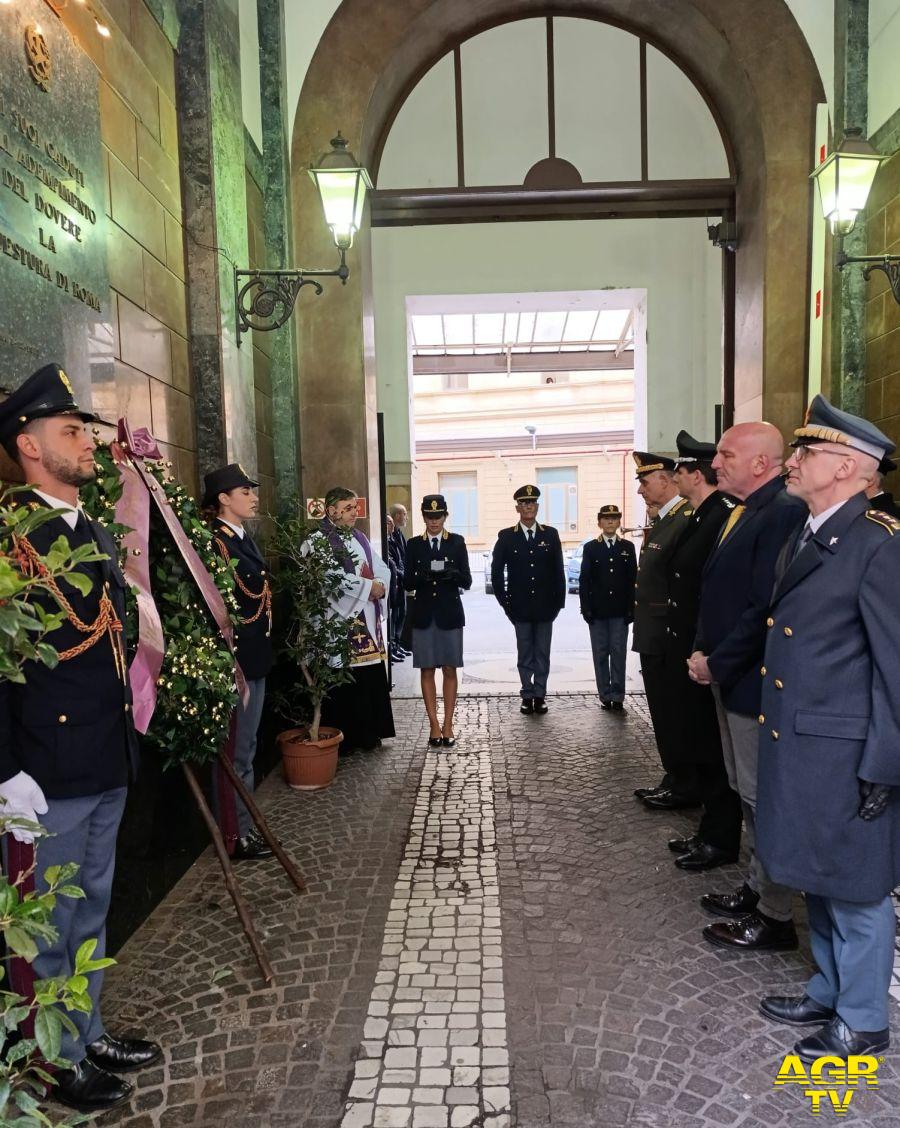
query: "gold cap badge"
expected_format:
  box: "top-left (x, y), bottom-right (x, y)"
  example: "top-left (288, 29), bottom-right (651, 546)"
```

top-left (58, 368), bottom-right (73, 395)
top-left (430, 499), bottom-right (438, 510)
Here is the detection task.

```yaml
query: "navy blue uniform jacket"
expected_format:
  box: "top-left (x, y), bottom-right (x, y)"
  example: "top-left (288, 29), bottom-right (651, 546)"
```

top-left (694, 476), bottom-right (805, 716)
top-left (756, 494), bottom-right (900, 902)
top-left (490, 523), bottom-right (565, 623)
top-left (404, 531), bottom-right (472, 629)
top-left (213, 519), bottom-right (273, 681)
top-left (0, 491), bottom-right (138, 798)
top-left (579, 536), bottom-right (637, 621)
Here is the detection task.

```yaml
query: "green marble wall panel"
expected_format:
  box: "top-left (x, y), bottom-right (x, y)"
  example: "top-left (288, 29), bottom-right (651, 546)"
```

top-left (0, 0), bottom-right (111, 399)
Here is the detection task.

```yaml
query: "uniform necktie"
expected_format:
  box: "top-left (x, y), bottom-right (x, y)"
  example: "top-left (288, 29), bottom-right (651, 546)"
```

top-left (527, 529), bottom-right (534, 543)
top-left (792, 523), bottom-right (813, 561)
top-left (431, 537), bottom-right (439, 555)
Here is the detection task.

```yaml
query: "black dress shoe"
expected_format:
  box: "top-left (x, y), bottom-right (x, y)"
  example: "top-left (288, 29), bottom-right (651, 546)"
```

top-left (794, 1016), bottom-right (889, 1063)
top-left (633, 784), bottom-right (665, 800)
top-left (232, 829), bottom-right (274, 860)
top-left (701, 882), bottom-right (760, 918)
top-left (611, 701), bottom-right (625, 712)
top-left (674, 842), bottom-right (738, 871)
top-left (643, 790), bottom-right (702, 811)
top-left (53, 1059), bottom-right (133, 1113)
top-left (428, 736), bottom-right (443, 747)
top-left (600, 700), bottom-right (613, 710)
top-left (533, 698), bottom-right (548, 714)
top-left (703, 912), bottom-right (798, 950)
top-left (520, 699), bottom-right (534, 714)
top-left (87, 1032), bottom-right (162, 1073)
top-left (759, 993), bottom-right (836, 1028)
top-left (668, 833), bottom-right (701, 855)
top-left (441, 736), bottom-right (456, 747)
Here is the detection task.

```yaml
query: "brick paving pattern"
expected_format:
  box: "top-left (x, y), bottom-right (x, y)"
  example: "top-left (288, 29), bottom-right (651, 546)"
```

top-left (90, 694), bottom-right (900, 1126)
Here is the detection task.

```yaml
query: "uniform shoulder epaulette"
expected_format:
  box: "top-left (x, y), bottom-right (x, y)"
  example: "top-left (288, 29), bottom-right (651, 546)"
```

top-left (218, 525), bottom-right (235, 538)
top-left (670, 498), bottom-right (689, 515)
top-left (864, 509), bottom-right (900, 535)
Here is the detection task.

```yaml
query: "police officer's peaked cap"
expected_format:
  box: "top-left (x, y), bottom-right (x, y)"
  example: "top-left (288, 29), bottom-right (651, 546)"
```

top-left (674, 430), bottom-right (717, 466)
top-left (513, 484), bottom-right (540, 502)
top-left (792, 394), bottom-right (895, 461)
top-left (0, 362), bottom-right (108, 446)
top-left (598, 504), bottom-right (622, 518)
top-left (633, 451), bottom-right (675, 477)
top-left (202, 463), bottom-right (259, 508)
top-left (421, 493), bottom-right (448, 515)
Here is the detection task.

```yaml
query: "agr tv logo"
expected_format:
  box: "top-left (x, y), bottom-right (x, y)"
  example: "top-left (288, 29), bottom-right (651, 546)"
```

top-left (774, 1054), bottom-right (881, 1115)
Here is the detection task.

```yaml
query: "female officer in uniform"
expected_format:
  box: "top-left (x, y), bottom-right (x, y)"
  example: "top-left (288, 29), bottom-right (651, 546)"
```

top-left (404, 495), bottom-right (472, 746)
top-left (204, 463), bottom-right (274, 860)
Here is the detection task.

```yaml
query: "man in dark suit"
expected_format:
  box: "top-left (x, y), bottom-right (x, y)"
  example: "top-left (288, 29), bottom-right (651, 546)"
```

top-left (689, 422), bottom-right (805, 951)
top-left (0, 365), bottom-right (160, 1113)
top-left (630, 452), bottom-right (693, 804)
top-left (755, 396), bottom-right (900, 1062)
top-left (658, 432), bottom-right (741, 869)
top-left (490, 484), bottom-right (565, 715)
top-left (389, 504), bottom-right (411, 655)
top-left (865, 456), bottom-right (899, 517)
top-left (579, 504), bottom-right (636, 711)
top-left (385, 514), bottom-right (405, 663)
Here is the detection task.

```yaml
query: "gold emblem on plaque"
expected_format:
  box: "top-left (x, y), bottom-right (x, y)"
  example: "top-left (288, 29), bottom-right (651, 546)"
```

top-left (24, 24), bottom-right (52, 93)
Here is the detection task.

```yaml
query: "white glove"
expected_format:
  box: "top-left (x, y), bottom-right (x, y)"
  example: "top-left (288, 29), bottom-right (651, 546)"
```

top-left (0, 772), bottom-right (49, 844)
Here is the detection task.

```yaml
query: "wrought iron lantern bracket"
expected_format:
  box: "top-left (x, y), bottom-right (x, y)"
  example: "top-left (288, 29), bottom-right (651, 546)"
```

top-left (234, 250), bottom-right (349, 346)
top-left (837, 250), bottom-right (900, 305)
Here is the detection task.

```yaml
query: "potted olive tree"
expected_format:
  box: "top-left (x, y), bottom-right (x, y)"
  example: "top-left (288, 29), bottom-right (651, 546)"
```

top-left (269, 509), bottom-right (353, 790)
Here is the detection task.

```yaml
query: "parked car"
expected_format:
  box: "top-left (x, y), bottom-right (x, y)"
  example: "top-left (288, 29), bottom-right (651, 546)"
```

top-left (565, 539), bottom-right (593, 594)
top-left (481, 551), bottom-right (493, 593)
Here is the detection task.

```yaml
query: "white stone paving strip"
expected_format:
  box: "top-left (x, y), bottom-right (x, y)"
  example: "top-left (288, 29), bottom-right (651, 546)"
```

top-left (341, 745), bottom-right (511, 1128)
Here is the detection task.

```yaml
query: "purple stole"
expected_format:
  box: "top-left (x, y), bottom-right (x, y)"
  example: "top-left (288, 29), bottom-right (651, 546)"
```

top-left (321, 518), bottom-right (385, 664)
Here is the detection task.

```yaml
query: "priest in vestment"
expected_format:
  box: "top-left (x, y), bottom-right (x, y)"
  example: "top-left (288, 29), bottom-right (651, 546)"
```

top-left (317, 487), bottom-right (395, 751)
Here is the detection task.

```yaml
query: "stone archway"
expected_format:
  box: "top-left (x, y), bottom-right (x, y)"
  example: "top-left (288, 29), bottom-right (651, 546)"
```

top-left (291, 0), bottom-right (824, 524)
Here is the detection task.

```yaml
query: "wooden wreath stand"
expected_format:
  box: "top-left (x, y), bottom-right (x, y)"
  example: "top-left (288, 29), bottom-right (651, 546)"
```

top-left (182, 755), bottom-right (306, 984)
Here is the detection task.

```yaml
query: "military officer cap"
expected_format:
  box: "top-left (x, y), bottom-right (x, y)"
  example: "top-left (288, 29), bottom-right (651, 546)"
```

top-left (421, 493), bottom-right (448, 515)
top-left (674, 430), bottom-right (717, 467)
top-left (598, 504), bottom-right (622, 519)
top-left (633, 451), bottom-right (676, 477)
top-left (792, 394), bottom-right (895, 462)
top-left (513, 484), bottom-right (541, 502)
top-left (0, 362), bottom-right (108, 447)
top-left (202, 462), bottom-right (259, 508)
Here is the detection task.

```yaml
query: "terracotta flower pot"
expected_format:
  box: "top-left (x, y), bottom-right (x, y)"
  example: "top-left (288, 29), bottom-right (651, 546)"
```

top-left (278, 726), bottom-right (342, 791)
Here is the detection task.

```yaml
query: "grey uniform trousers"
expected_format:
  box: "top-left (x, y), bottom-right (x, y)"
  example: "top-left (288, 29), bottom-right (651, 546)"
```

top-left (11, 787), bottom-right (128, 1064)
top-left (212, 676), bottom-right (266, 838)
top-left (513, 620), bottom-right (553, 699)
top-left (711, 685), bottom-right (794, 922)
top-left (588, 617), bottom-right (628, 702)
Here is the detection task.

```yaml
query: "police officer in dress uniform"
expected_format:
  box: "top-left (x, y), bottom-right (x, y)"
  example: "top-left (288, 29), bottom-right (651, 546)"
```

top-left (629, 452), bottom-right (694, 803)
top-left (205, 464), bottom-right (274, 861)
top-left (660, 432), bottom-right (743, 870)
top-left (404, 495), bottom-right (472, 745)
top-left (756, 396), bottom-right (900, 1062)
top-left (490, 485), bottom-right (565, 714)
top-left (579, 504), bottom-right (636, 711)
top-left (865, 455), bottom-right (899, 517)
top-left (0, 364), bottom-right (160, 1114)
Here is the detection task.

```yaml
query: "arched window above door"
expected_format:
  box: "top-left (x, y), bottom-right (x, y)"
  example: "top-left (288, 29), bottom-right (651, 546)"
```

top-left (377, 16), bottom-right (731, 191)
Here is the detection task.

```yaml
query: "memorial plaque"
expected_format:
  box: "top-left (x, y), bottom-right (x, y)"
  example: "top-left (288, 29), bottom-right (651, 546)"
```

top-left (0, 0), bottom-right (111, 403)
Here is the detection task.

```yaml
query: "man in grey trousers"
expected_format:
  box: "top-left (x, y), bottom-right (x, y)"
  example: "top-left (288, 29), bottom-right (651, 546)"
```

top-left (688, 422), bottom-right (805, 951)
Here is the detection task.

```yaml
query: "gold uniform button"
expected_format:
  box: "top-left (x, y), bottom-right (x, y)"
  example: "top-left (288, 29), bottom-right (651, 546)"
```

top-left (58, 715), bottom-right (67, 724)
top-left (125, 703), bottom-right (131, 712)
top-left (760, 666), bottom-right (767, 677)
top-left (774, 679), bottom-right (783, 690)
top-left (758, 714), bottom-right (765, 725)
top-left (771, 730), bottom-right (779, 740)
top-left (766, 617), bottom-right (774, 627)
top-left (783, 627), bottom-right (793, 637)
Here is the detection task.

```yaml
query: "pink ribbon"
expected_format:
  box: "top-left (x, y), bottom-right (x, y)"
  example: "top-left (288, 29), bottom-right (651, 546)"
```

top-left (113, 419), bottom-right (249, 731)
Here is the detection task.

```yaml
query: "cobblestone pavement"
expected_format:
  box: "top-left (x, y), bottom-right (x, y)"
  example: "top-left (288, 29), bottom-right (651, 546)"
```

top-left (93, 695), bottom-right (900, 1127)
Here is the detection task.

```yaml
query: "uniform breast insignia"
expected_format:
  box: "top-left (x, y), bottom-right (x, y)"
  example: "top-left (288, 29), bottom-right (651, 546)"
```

top-left (864, 510), bottom-right (900, 535)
